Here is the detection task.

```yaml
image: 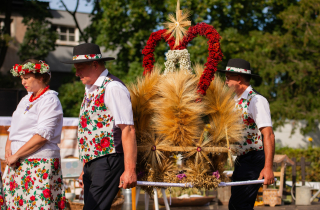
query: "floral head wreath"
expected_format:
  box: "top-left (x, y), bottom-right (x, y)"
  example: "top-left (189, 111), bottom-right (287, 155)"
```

top-left (10, 60), bottom-right (51, 77)
top-left (142, 0), bottom-right (223, 96)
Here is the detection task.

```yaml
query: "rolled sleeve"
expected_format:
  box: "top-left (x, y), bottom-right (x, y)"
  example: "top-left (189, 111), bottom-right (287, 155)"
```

top-left (104, 81), bottom-right (134, 127)
top-left (249, 95), bottom-right (273, 129)
top-left (34, 97), bottom-right (63, 141)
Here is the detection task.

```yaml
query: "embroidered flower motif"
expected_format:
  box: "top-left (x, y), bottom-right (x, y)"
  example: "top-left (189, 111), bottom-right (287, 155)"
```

top-left (101, 137), bottom-right (110, 148)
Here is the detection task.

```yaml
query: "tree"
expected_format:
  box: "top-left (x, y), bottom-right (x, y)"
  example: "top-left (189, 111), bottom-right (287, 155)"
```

top-left (59, 0), bottom-right (90, 43)
top-left (59, 81), bottom-right (85, 117)
top-left (229, 0), bottom-right (320, 134)
top-left (86, 0), bottom-right (298, 84)
top-left (0, 0), bottom-right (13, 69)
top-left (18, 0), bottom-right (58, 61)
top-left (63, 0), bottom-right (320, 134)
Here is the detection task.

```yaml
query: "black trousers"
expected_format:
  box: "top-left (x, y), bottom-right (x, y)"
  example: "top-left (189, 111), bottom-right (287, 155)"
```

top-left (83, 153), bottom-right (124, 210)
top-left (228, 150), bottom-right (265, 210)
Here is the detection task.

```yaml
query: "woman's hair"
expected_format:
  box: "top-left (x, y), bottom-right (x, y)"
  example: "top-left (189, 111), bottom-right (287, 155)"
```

top-left (22, 59), bottom-right (51, 85)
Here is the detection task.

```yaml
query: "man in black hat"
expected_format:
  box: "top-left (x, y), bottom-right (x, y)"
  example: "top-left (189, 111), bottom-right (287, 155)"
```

top-left (62, 43), bottom-right (137, 210)
top-left (218, 58), bottom-right (275, 210)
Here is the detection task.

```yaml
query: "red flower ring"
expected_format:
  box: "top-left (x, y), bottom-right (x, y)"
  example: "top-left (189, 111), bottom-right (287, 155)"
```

top-left (142, 23), bottom-right (223, 96)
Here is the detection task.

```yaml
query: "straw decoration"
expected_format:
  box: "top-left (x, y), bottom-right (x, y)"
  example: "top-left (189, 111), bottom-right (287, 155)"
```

top-left (163, 0), bottom-right (191, 49)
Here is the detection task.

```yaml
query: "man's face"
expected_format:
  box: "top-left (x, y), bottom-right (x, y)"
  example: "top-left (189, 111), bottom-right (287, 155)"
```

top-left (225, 72), bottom-right (240, 89)
top-left (74, 62), bottom-right (95, 85)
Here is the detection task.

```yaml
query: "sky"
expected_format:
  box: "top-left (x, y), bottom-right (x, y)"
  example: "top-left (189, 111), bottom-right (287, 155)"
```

top-left (44, 0), bottom-right (93, 13)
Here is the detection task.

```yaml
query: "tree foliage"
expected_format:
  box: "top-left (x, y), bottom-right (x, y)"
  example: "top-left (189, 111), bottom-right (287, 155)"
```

top-left (223, 0), bottom-right (320, 134)
top-left (59, 81), bottom-right (85, 117)
top-left (60, 0), bottom-right (320, 135)
top-left (18, 0), bottom-right (58, 61)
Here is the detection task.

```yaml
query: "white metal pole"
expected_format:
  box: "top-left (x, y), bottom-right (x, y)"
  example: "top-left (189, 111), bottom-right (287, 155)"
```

top-left (161, 188), bottom-right (170, 210)
top-left (136, 186), bottom-right (141, 208)
top-left (137, 179), bottom-right (276, 188)
top-left (144, 192), bottom-right (150, 210)
top-left (153, 187), bottom-right (159, 210)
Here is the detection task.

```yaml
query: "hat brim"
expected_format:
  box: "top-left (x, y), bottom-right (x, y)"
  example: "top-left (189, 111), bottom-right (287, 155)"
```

top-left (217, 69), bottom-right (261, 78)
top-left (60, 57), bottom-right (115, 64)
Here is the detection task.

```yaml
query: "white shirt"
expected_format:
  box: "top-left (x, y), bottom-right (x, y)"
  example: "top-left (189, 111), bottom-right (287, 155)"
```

top-left (8, 90), bottom-right (63, 158)
top-left (85, 69), bottom-right (134, 127)
top-left (235, 86), bottom-right (272, 129)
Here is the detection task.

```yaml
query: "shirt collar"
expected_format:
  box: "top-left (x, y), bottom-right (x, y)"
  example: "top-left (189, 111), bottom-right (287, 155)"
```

top-left (235, 85), bottom-right (253, 101)
top-left (85, 69), bottom-right (109, 92)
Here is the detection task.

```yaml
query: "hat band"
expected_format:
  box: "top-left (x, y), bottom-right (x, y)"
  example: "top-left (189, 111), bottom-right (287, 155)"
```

top-left (226, 66), bottom-right (251, 74)
top-left (72, 54), bottom-right (102, 60)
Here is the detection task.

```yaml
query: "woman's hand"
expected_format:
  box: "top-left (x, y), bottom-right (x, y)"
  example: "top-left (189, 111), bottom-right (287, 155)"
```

top-left (5, 149), bottom-right (12, 159)
top-left (6, 154), bottom-right (19, 167)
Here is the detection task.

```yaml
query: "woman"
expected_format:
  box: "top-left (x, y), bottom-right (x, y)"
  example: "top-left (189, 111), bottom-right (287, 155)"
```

top-left (3, 59), bottom-right (66, 210)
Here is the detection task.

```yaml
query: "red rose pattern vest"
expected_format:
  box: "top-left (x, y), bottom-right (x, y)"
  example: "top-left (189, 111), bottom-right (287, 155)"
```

top-left (235, 90), bottom-right (263, 155)
top-left (77, 75), bottom-right (123, 163)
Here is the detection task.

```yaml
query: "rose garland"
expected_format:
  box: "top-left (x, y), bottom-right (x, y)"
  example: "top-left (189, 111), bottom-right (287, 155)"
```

top-left (142, 22), bottom-right (223, 96)
top-left (10, 61), bottom-right (50, 77)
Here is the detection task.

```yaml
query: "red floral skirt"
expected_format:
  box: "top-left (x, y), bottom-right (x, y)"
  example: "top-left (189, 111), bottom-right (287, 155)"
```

top-left (3, 158), bottom-right (66, 210)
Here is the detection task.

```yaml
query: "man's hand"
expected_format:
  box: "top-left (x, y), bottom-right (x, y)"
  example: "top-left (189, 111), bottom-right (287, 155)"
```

top-left (78, 171), bottom-right (84, 188)
top-left (259, 126), bottom-right (275, 185)
top-left (119, 169), bottom-right (137, 189)
top-left (258, 167), bottom-right (274, 185)
top-left (6, 154), bottom-right (19, 167)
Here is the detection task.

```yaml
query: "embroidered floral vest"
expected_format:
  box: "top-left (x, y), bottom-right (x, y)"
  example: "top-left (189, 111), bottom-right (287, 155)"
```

top-left (78, 76), bottom-right (122, 163)
top-left (235, 89), bottom-right (263, 155)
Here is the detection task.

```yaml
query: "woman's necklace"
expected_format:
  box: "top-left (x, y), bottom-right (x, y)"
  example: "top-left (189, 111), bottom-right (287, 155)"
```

top-left (25, 86), bottom-right (50, 114)
top-left (29, 86), bottom-right (50, 102)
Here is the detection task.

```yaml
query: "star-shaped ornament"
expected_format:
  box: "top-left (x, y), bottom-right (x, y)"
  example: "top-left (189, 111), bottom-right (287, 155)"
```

top-left (164, 0), bottom-right (191, 49)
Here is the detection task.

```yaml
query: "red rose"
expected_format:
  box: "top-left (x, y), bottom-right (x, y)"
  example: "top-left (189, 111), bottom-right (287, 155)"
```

top-left (97, 122), bottom-right (103, 128)
top-left (24, 182), bottom-right (28, 190)
top-left (99, 94), bottom-right (104, 103)
top-left (58, 200), bottom-right (65, 209)
top-left (101, 137), bottom-right (110, 148)
top-left (10, 182), bottom-right (14, 191)
top-left (19, 199), bottom-right (23, 206)
top-left (90, 54), bottom-right (95, 57)
top-left (94, 100), bottom-right (100, 107)
top-left (27, 171), bottom-right (31, 175)
top-left (0, 195), bottom-right (3, 205)
top-left (18, 65), bottom-right (22, 72)
top-left (247, 117), bottom-right (254, 124)
top-left (79, 138), bottom-right (84, 145)
top-left (57, 178), bottom-right (61, 183)
top-left (246, 139), bottom-right (252, 144)
top-left (43, 189), bottom-right (51, 198)
top-left (94, 151), bottom-right (98, 155)
top-left (43, 173), bottom-right (48, 179)
top-left (34, 64), bottom-right (41, 70)
top-left (80, 116), bottom-right (87, 128)
top-left (54, 159), bottom-right (59, 170)
top-left (30, 195), bottom-right (35, 201)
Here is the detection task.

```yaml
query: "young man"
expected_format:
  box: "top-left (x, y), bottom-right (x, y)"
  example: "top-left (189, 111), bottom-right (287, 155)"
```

top-left (62, 43), bottom-right (137, 210)
top-left (218, 58), bottom-right (275, 210)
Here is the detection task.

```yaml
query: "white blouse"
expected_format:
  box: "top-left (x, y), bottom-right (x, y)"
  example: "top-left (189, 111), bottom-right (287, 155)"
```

top-left (8, 90), bottom-right (63, 158)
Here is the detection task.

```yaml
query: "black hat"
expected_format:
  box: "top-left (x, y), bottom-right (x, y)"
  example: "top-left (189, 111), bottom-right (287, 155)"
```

top-left (60, 43), bottom-right (115, 64)
top-left (217, 58), bottom-right (260, 77)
